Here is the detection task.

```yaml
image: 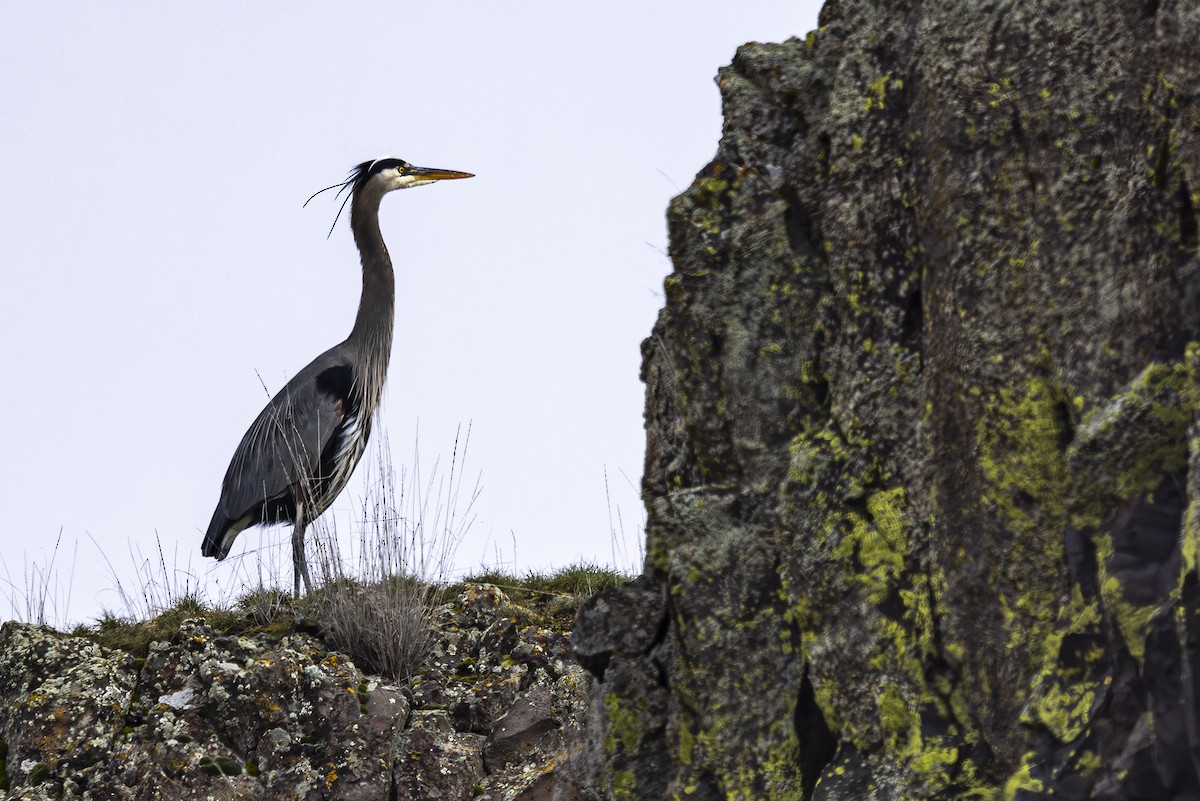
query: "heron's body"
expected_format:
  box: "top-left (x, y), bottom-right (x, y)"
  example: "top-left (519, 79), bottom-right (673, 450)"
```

top-left (202, 158), bottom-right (472, 595)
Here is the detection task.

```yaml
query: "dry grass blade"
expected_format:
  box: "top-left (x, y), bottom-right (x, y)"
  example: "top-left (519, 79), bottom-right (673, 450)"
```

top-left (0, 528), bottom-right (74, 626)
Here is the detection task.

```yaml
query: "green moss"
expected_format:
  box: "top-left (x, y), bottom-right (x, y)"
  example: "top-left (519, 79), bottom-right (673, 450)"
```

top-left (1095, 533), bottom-right (1161, 665)
top-left (675, 721), bottom-right (724, 786)
top-left (604, 692), bottom-right (646, 757)
top-left (1021, 587), bottom-right (1104, 741)
top-left (1071, 362), bottom-right (1193, 529)
top-left (1068, 361), bottom-right (1196, 663)
top-left (675, 711), bottom-right (802, 800)
top-left (447, 562), bottom-right (627, 629)
top-left (975, 377), bottom-right (1071, 689)
top-left (864, 74), bottom-right (891, 112)
top-left (696, 176), bottom-right (731, 199)
top-left (722, 727), bottom-right (805, 801)
top-left (977, 378), bottom-right (1069, 523)
top-left (199, 755), bottom-right (243, 776)
top-left (835, 488), bottom-right (910, 604)
top-left (759, 342), bottom-right (784, 359)
top-left (910, 744), bottom-right (960, 780)
top-left (83, 597), bottom-right (245, 658)
top-left (26, 762), bottom-right (49, 786)
top-left (878, 683), bottom-right (918, 754)
top-left (786, 422), bottom-right (879, 508)
top-left (677, 717), bottom-right (695, 766)
top-left (612, 769), bottom-right (637, 800)
top-left (1002, 753), bottom-right (1044, 800)
top-left (777, 375), bottom-right (1082, 797)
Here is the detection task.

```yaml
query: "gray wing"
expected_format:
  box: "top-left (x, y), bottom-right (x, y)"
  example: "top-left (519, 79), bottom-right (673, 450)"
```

top-left (204, 346), bottom-right (354, 557)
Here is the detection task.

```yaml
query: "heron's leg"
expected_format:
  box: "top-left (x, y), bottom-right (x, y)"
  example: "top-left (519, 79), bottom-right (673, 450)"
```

top-left (292, 498), bottom-right (313, 597)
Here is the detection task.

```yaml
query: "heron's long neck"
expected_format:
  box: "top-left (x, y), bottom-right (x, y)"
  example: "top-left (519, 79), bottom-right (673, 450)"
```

top-left (348, 191), bottom-right (395, 407)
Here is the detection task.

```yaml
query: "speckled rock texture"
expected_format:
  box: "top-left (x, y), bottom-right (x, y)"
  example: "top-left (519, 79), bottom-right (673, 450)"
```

top-left (574, 2), bottom-right (1200, 799)
top-left (0, 585), bottom-right (591, 800)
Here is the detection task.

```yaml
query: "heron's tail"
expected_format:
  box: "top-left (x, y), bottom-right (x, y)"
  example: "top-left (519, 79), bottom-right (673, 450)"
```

top-left (202, 511), bottom-right (247, 560)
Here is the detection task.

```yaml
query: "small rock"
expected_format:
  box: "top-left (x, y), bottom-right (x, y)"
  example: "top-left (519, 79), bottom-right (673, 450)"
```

top-left (394, 710), bottom-right (485, 800)
top-left (572, 576), bottom-right (665, 679)
top-left (484, 685), bottom-right (561, 771)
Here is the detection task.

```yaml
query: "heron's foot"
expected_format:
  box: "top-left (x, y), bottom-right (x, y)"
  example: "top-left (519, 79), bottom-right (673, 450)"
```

top-left (294, 560), bottom-right (313, 597)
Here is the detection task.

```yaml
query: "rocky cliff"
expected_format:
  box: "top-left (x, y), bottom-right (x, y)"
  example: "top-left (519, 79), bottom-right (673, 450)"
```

top-left (0, 584), bottom-right (596, 800)
top-left (575, 2), bottom-right (1200, 799)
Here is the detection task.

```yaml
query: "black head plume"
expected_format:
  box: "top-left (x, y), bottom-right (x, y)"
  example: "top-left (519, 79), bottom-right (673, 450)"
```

top-left (304, 159), bottom-right (410, 239)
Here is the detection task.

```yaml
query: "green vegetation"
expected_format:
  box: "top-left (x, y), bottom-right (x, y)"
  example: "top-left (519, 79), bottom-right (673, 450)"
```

top-left (447, 562), bottom-right (625, 629)
top-left (67, 562), bottom-right (623, 678)
top-left (198, 755), bottom-right (243, 777)
top-left (86, 596), bottom-right (243, 658)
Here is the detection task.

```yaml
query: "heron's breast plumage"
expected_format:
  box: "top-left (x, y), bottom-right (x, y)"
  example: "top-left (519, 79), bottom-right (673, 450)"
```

top-left (314, 406), bottom-right (368, 509)
top-left (307, 364), bottom-right (373, 517)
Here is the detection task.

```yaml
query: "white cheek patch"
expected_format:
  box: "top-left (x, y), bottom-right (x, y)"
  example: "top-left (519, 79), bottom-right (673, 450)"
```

top-left (371, 165), bottom-right (443, 193)
top-left (390, 173), bottom-right (439, 190)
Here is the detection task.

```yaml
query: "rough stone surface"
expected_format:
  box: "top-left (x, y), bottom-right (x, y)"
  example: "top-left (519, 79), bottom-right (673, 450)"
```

top-left (574, 2), bottom-right (1200, 799)
top-left (485, 685), bottom-right (561, 771)
top-left (0, 622), bottom-right (137, 789)
top-left (0, 585), bottom-right (593, 800)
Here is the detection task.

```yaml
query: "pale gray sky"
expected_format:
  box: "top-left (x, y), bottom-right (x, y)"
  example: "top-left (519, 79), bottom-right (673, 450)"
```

top-left (0, 3), bottom-right (822, 624)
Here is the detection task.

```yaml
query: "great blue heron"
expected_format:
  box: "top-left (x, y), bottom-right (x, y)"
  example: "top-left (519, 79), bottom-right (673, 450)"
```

top-left (202, 157), bottom-right (473, 595)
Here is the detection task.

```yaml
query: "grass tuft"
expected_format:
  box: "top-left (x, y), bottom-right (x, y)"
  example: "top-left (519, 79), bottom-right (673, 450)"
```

top-left (448, 562), bottom-right (625, 629)
top-left (88, 595), bottom-right (244, 658)
top-left (307, 427), bottom-right (478, 678)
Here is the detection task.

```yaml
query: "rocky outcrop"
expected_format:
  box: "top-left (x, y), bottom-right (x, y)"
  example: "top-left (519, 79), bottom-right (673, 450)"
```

top-left (0, 585), bottom-right (591, 800)
top-left (576, 2), bottom-right (1200, 799)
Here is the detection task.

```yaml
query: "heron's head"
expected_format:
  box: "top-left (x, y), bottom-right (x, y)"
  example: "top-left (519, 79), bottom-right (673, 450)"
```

top-left (353, 157), bottom-right (474, 195)
top-left (305, 157), bottom-right (473, 236)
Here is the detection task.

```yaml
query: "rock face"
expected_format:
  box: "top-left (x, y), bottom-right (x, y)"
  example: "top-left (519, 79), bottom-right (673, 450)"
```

top-left (0, 585), bottom-right (590, 800)
top-left (575, 2), bottom-right (1200, 799)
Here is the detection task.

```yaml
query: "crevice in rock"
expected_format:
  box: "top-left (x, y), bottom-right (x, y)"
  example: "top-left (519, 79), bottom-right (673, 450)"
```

top-left (1177, 181), bottom-right (1197, 251)
top-left (796, 664), bottom-right (836, 801)
top-left (1153, 131), bottom-right (1172, 191)
top-left (1065, 525), bottom-right (1100, 598)
top-left (783, 185), bottom-right (823, 259)
top-left (902, 284), bottom-right (923, 340)
top-left (1055, 398), bottom-right (1076, 450)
